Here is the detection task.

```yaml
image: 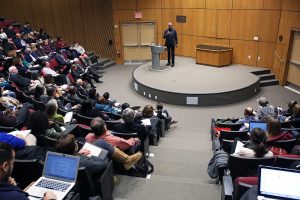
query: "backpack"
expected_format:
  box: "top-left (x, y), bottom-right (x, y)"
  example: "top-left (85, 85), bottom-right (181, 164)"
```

top-left (129, 154), bottom-right (154, 178)
top-left (207, 150), bottom-right (229, 179)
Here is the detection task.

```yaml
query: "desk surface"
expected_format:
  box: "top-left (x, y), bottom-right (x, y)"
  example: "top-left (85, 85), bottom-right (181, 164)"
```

top-left (196, 44), bottom-right (232, 52)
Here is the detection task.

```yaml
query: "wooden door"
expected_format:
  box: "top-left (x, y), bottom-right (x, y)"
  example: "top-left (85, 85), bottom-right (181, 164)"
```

top-left (122, 22), bottom-right (156, 64)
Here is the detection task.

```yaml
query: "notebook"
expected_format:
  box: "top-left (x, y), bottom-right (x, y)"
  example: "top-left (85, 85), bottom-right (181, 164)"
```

top-left (249, 121), bottom-right (267, 132)
top-left (26, 151), bottom-right (80, 200)
top-left (81, 142), bottom-right (108, 160)
top-left (257, 166), bottom-right (300, 200)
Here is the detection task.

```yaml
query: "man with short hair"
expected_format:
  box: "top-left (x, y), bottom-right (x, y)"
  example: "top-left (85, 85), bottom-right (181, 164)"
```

top-left (0, 142), bottom-right (56, 200)
top-left (86, 117), bottom-right (140, 151)
top-left (163, 22), bottom-right (178, 67)
top-left (8, 66), bottom-right (39, 92)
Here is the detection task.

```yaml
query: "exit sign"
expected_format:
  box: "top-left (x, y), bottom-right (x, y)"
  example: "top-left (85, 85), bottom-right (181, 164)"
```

top-left (134, 12), bottom-right (142, 19)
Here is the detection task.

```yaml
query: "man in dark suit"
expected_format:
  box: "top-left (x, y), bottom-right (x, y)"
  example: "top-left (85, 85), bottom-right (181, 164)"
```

top-left (8, 66), bottom-right (39, 92)
top-left (163, 22), bottom-right (178, 67)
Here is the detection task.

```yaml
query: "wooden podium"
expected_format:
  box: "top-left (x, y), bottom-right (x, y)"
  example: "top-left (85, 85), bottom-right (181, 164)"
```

top-left (196, 44), bottom-right (232, 67)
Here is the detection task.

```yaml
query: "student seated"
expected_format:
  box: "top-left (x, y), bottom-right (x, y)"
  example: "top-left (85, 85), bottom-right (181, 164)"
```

top-left (256, 97), bottom-right (275, 121)
top-left (79, 99), bottom-right (109, 121)
top-left (266, 117), bottom-right (293, 141)
top-left (233, 128), bottom-right (273, 158)
top-left (56, 134), bottom-right (142, 171)
top-left (86, 117), bottom-right (140, 151)
top-left (0, 142), bottom-right (57, 200)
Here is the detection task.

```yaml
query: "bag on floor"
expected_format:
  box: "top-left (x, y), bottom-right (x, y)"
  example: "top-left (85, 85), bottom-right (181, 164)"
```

top-left (129, 154), bottom-right (154, 178)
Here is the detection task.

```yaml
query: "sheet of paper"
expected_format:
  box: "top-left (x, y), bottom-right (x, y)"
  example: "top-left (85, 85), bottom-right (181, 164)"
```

top-left (234, 141), bottom-right (244, 153)
top-left (64, 112), bottom-right (73, 123)
top-left (8, 130), bottom-right (31, 138)
top-left (81, 142), bottom-right (102, 157)
top-left (141, 119), bottom-right (151, 126)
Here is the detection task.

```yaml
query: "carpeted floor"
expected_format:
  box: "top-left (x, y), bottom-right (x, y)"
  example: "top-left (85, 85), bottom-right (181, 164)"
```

top-left (95, 61), bottom-right (300, 200)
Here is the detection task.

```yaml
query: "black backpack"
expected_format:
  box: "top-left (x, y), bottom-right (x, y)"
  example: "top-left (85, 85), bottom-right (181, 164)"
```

top-left (129, 154), bottom-right (154, 178)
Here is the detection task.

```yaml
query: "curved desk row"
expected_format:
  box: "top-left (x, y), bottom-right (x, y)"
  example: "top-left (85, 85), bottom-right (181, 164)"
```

top-left (196, 44), bottom-right (233, 67)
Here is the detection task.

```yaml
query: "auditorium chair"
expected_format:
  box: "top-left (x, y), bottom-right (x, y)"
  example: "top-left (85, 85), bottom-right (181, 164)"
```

top-left (273, 155), bottom-right (300, 168)
top-left (219, 130), bottom-right (249, 144)
top-left (215, 121), bottom-right (243, 131)
top-left (221, 139), bottom-right (250, 154)
top-left (267, 138), bottom-right (297, 153)
top-left (0, 126), bottom-right (16, 132)
top-left (77, 167), bottom-right (97, 200)
top-left (32, 99), bottom-right (46, 111)
top-left (227, 155), bottom-right (275, 181)
top-left (77, 92), bottom-right (88, 100)
top-left (105, 120), bottom-right (122, 130)
top-left (75, 113), bottom-right (93, 126)
top-left (22, 92), bottom-right (34, 104)
top-left (111, 131), bottom-right (149, 155)
top-left (11, 159), bottom-right (44, 189)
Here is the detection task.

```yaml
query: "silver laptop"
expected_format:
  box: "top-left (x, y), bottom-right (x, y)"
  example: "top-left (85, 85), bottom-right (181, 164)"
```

top-left (26, 151), bottom-right (80, 200)
top-left (257, 166), bottom-right (300, 200)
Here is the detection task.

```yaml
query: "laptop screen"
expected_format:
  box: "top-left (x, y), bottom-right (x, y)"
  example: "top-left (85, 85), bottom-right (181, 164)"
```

top-left (43, 152), bottom-right (79, 182)
top-left (259, 167), bottom-right (300, 199)
top-left (249, 122), bottom-right (267, 132)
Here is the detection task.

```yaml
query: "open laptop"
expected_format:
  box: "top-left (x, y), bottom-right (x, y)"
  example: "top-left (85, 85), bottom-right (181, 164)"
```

top-left (257, 166), bottom-right (300, 200)
top-left (249, 121), bottom-right (267, 132)
top-left (26, 151), bottom-right (80, 200)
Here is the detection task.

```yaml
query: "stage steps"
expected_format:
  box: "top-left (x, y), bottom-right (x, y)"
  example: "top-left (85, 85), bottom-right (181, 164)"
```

top-left (252, 69), bottom-right (279, 87)
top-left (86, 51), bottom-right (116, 69)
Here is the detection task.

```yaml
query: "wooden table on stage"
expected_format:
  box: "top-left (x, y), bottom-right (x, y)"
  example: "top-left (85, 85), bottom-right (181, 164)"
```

top-left (196, 44), bottom-right (233, 67)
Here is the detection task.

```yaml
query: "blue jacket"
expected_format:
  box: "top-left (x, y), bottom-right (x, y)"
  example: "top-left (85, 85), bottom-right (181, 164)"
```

top-left (0, 132), bottom-right (26, 150)
top-left (0, 182), bottom-right (29, 200)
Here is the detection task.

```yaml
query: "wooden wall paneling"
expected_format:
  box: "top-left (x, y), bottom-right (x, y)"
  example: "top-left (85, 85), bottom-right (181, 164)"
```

top-left (137, 0), bottom-right (161, 9)
top-left (204, 9), bottom-right (217, 37)
top-left (230, 10), bottom-right (246, 40)
top-left (113, 10), bottom-right (135, 28)
top-left (161, 9), bottom-right (171, 34)
top-left (181, 35), bottom-right (191, 57)
top-left (257, 42), bottom-right (276, 68)
top-left (243, 10), bottom-right (260, 41)
top-left (175, 34), bottom-right (183, 55)
top-left (162, 0), bottom-right (181, 9)
top-left (217, 10), bottom-right (231, 38)
top-left (282, 0), bottom-right (300, 11)
top-left (206, 0), bottom-right (232, 9)
top-left (230, 40), bottom-right (259, 66)
top-left (258, 10), bottom-right (281, 42)
top-left (112, 0), bottom-right (137, 10)
top-left (181, 9), bottom-right (205, 37)
top-left (277, 11), bottom-right (289, 44)
top-left (67, 0), bottom-right (86, 46)
top-left (30, 0), bottom-right (45, 31)
top-left (182, 0), bottom-right (205, 9)
top-left (41, 0), bottom-right (57, 38)
top-left (232, 0), bottom-right (264, 9)
top-left (263, 0), bottom-right (282, 10)
top-left (142, 9), bottom-right (162, 33)
top-left (170, 9), bottom-right (182, 35)
top-left (202, 37), bottom-right (230, 46)
top-left (51, 0), bottom-right (65, 40)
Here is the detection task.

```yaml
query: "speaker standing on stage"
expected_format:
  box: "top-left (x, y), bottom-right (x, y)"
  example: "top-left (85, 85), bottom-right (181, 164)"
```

top-left (163, 22), bottom-right (178, 67)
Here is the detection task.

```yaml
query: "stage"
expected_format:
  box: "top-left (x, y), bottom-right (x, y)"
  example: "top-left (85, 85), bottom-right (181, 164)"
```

top-left (132, 57), bottom-right (265, 106)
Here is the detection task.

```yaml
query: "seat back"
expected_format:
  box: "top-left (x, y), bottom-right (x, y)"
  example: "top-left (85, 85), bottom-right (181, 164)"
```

top-left (49, 58), bottom-right (59, 69)
top-left (105, 120), bottom-right (122, 130)
top-left (228, 155), bottom-right (275, 180)
top-left (221, 140), bottom-right (249, 154)
top-left (75, 113), bottom-right (93, 126)
top-left (77, 92), bottom-right (87, 100)
top-left (233, 182), bottom-right (254, 200)
top-left (67, 73), bottom-right (75, 85)
top-left (95, 160), bottom-right (114, 200)
top-left (23, 93), bottom-right (34, 104)
top-left (77, 167), bottom-right (97, 200)
top-left (280, 121), bottom-right (291, 128)
top-left (110, 131), bottom-right (138, 140)
top-left (274, 155), bottom-right (300, 168)
top-left (219, 130), bottom-right (249, 143)
top-left (0, 126), bottom-right (16, 132)
top-left (11, 159), bottom-right (44, 189)
top-left (32, 99), bottom-right (46, 111)
top-left (217, 122), bottom-right (243, 131)
top-left (267, 139), bottom-right (297, 153)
